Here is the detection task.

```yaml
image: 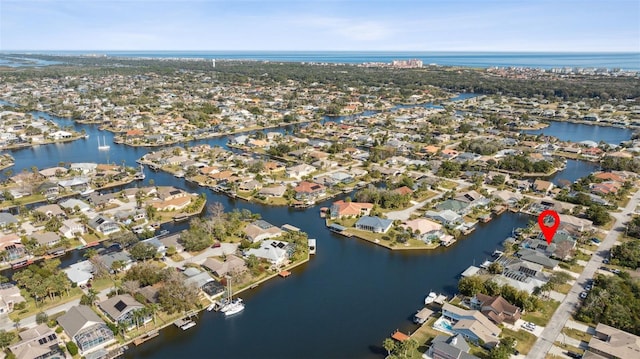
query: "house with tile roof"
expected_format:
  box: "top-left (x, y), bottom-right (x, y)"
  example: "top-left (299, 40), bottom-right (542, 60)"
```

top-left (329, 200), bottom-right (373, 219)
top-left (470, 294), bottom-right (521, 325)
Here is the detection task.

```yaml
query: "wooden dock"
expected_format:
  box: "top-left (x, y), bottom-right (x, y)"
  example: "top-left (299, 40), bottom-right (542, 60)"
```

top-left (133, 330), bottom-right (159, 346)
top-left (279, 270), bottom-right (291, 278)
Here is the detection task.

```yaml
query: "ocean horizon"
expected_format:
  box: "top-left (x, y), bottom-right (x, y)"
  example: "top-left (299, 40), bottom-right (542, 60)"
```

top-left (1, 50), bottom-right (639, 70)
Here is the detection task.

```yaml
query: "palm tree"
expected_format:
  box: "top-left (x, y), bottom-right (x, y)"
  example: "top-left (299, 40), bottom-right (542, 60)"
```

top-left (86, 288), bottom-right (98, 305)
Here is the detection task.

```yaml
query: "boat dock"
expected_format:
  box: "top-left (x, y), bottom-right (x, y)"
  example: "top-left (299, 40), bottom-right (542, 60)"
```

top-left (174, 314), bottom-right (197, 330)
top-left (279, 270), bottom-right (291, 278)
top-left (133, 330), bottom-right (159, 346)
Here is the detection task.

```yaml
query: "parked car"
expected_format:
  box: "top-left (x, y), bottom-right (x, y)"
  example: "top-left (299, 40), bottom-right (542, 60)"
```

top-left (566, 351), bottom-right (582, 359)
top-left (584, 284), bottom-right (592, 291)
top-left (580, 291), bottom-right (588, 299)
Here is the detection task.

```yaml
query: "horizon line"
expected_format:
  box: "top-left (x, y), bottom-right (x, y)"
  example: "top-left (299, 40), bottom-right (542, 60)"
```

top-left (2, 50), bottom-right (639, 54)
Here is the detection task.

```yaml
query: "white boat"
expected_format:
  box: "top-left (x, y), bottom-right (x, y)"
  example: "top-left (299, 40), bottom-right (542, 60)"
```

top-left (223, 298), bottom-right (244, 316)
top-left (206, 303), bottom-right (216, 312)
top-left (308, 238), bottom-right (316, 255)
top-left (424, 291), bottom-right (438, 305)
top-left (80, 188), bottom-right (95, 196)
top-left (98, 136), bottom-right (110, 150)
top-left (221, 276), bottom-right (244, 316)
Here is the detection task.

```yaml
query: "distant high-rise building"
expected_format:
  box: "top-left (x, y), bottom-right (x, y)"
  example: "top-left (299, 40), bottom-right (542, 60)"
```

top-left (212, 59), bottom-right (216, 68)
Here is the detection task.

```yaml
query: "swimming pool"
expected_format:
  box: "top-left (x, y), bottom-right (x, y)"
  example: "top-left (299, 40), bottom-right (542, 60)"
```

top-left (432, 317), bottom-right (454, 334)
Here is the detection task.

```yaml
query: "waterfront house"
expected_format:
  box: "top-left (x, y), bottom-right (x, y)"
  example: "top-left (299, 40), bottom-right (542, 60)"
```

top-left (441, 303), bottom-right (501, 348)
top-left (58, 219), bottom-right (84, 239)
top-left (98, 294), bottom-right (148, 329)
top-left (87, 215), bottom-right (120, 235)
top-left (58, 305), bottom-right (115, 355)
top-left (329, 200), bottom-right (373, 219)
top-left (8, 323), bottom-right (62, 359)
top-left (470, 294), bottom-right (521, 325)
top-left (64, 261), bottom-right (94, 287)
top-left (436, 200), bottom-right (470, 215)
top-left (150, 196), bottom-right (192, 211)
top-left (425, 210), bottom-right (463, 227)
top-left (98, 251), bottom-right (133, 273)
top-left (34, 204), bottom-right (65, 218)
top-left (244, 240), bottom-right (292, 266)
top-left (294, 181), bottom-right (326, 202)
top-left (183, 267), bottom-right (215, 290)
top-left (0, 234), bottom-right (26, 261)
top-left (427, 334), bottom-right (479, 359)
top-left (558, 214), bottom-right (592, 233)
top-left (30, 232), bottom-right (61, 247)
top-left (202, 254), bottom-right (247, 278)
top-left (532, 179), bottom-right (554, 194)
top-left (258, 185), bottom-right (287, 198)
top-left (587, 323), bottom-right (640, 359)
top-left (514, 248), bottom-right (559, 269)
top-left (401, 218), bottom-right (452, 244)
top-left (0, 213), bottom-right (18, 228)
top-left (244, 220), bottom-right (284, 243)
top-left (59, 198), bottom-right (91, 213)
top-left (355, 216), bottom-right (393, 234)
top-left (0, 285), bottom-right (26, 315)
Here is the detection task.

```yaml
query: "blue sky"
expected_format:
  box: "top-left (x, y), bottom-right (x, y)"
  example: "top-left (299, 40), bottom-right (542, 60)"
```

top-left (1, 0), bottom-right (639, 51)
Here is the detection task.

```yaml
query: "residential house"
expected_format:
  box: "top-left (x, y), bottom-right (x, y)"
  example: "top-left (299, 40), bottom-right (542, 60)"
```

top-left (591, 182), bottom-right (620, 196)
top-left (354, 216), bottom-right (393, 233)
top-left (58, 305), bottom-right (115, 355)
top-left (98, 294), bottom-right (148, 329)
top-left (532, 179), bottom-right (554, 194)
top-left (558, 214), bottom-right (592, 233)
top-left (183, 267), bottom-right (215, 290)
top-left (436, 199), bottom-right (470, 215)
top-left (59, 219), bottom-right (85, 239)
top-left (470, 294), bottom-right (521, 325)
top-left (441, 303), bottom-right (501, 348)
top-left (0, 285), bottom-right (26, 315)
top-left (157, 187), bottom-right (187, 201)
top-left (88, 215), bottom-right (120, 235)
top-left (401, 218), bottom-right (452, 244)
top-left (64, 261), bottom-right (94, 287)
top-left (34, 204), bottom-right (65, 218)
top-left (427, 334), bottom-right (480, 359)
top-left (286, 164), bottom-right (315, 179)
top-left (294, 181), bottom-right (326, 202)
top-left (242, 220), bottom-right (283, 242)
top-left (0, 234), bottom-right (26, 261)
top-left (329, 200), bottom-right (373, 219)
top-left (98, 251), bottom-right (133, 273)
top-left (258, 185), bottom-right (287, 198)
top-left (587, 323), bottom-right (640, 359)
top-left (454, 190), bottom-right (489, 209)
top-left (59, 198), bottom-right (91, 213)
top-left (30, 232), bottom-right (61, 247)
top-left (8, 324), bottom-right (62, 359)
top-left (151, 196), bottom-right (191, 211)
top-left (515, 248), bottom-right (559, 269)
top-left (244, 240), bottom-right (292, 266)
top-left (0, 212), bottom-right (18, 228)
top-left (425, 210), bottom-right (463, 227)
top-left (202, 254), bottom-right (247, 277)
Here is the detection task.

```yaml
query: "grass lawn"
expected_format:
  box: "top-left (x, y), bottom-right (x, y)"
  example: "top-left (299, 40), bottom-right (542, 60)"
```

top-left (562, 327), bottom-right (593, 343)
top-left (558, 262), bottom-right (585, 273)
top-left (502, 328), bottom-right (537, 355)
top-left (410, 317), bottom-right (442, 346)
top-left (554, 341), bottom-right (585, 355)
top-left (574, 250), bottom-right (591, 261)
top-left (90, 277), bottom-right (116, 291)
top-left (555, 283), bottom-right (573, 294)
top-left (522, 299), bottom-right (560, 326)
top-left (439, 180), bottom-right (458, 190)
top-left (10, 287), bottom-right (84, 321)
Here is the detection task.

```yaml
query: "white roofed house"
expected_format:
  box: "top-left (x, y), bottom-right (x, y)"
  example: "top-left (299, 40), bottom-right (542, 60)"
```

top-left (59, 198), bottom-right (91, 213)
top-left (244, 220), bottom-right (284, 243)
top-left (0, 284), bottom-right (26, 315)
top-left (30, 232), bottom-right (62, 247)
top-left (59, 218), bottom-right (85, 239)
top-left (286, 163), bottom-right (316, 179)
top-left (355, 216), bottom-right (394, 234)
top-left (87, 215), bottom-right (120, 236)
top-left (401, 218), bottom-right (453, 244)
top-left (244, 240), bottom-right (293, 267)
top-left (425, 210), bottom-right (463, 227)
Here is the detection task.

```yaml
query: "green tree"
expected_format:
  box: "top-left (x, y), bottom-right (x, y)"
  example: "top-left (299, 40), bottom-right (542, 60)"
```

top-left (66, 341), bottom-right (79, 356)
top-left (129, 242), bottom-right (157, 261)
top-left (0, 330), bottom-right (16, 349)
top-left (383, 338), bottom-right (396, 357)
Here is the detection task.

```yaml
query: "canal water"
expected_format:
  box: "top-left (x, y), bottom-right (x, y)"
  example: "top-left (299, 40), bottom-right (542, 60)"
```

top-left (0, 99), bottom-right (629, 358)
top-left (522, 120), bottom-right (633, 144)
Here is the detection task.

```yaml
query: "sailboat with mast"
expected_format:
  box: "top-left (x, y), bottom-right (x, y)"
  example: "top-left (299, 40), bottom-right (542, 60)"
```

top-left (97, 136), bottom-right (110, 151)
top-left (221, 276), bottom-right (244, 316)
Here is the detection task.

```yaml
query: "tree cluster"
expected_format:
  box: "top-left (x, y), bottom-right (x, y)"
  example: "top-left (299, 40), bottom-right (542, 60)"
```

top-left (13, 259), bottom-right (71, 303)
top-left (497, 155), bottom-right (553, 174)
top-left (458, 275), bottom-right (541, 312)
top-left (611, 239), bottom-right (640, 269)
top-left (576, 273), bottom-right (640, 335)
top-left (354, 185), bottom-right (410, 209)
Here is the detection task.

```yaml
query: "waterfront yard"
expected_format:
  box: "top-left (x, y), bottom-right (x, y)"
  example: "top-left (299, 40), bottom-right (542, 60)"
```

top-left (9, 287), bottom-right (84, 322)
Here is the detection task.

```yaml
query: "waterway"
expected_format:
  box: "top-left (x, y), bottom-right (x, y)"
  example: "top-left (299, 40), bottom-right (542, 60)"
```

top-left (522, 120), bottom-right (633, 144)
top-left (0, 98), bottom-right (626, 358)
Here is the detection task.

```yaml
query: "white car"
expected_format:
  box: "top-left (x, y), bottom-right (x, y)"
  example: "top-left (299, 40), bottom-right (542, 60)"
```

top-left (580, 291), bottom-right (588, 299)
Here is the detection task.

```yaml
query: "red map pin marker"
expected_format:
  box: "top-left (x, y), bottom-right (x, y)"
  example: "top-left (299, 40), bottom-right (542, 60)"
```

top-left (538, 209), bottom-right (560, 245)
